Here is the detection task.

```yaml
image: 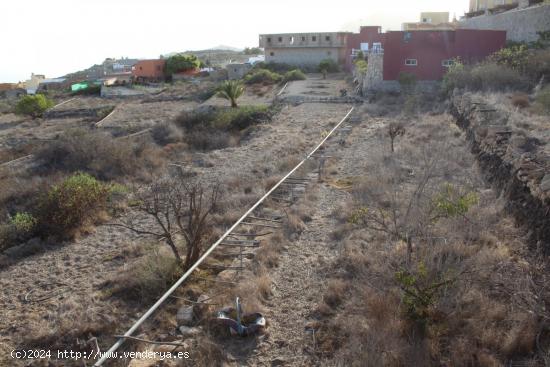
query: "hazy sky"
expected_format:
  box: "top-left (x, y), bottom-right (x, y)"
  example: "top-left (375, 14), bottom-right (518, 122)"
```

top-left (1, 0), bottom-right (468, 83)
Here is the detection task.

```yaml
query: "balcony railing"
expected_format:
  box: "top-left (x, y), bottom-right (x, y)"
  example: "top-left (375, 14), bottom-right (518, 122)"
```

top-left (350, 48), bottom-right (384, 57)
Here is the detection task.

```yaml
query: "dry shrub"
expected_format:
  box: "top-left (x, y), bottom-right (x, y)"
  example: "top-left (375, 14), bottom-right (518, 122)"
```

top-left (323, 279), bottom-right (347, 308)
top-left (317, 115), bottom-right (550, 366)
top-left (256, 273), bottom-right (272, 300)
top-left (284, 211), bottom-right (306, 239)
top-left (179, 335), bottom-right (226, 367)
top-left (18, 296), bottom-right (119, 353)
top-left (255, 245), bottom-right (279, 268)
top-left (510, 93), bottom-right (530, 108)
top-left (255, 233), bottom-right (286, 268)
top-left (37, 129), bottom-right (163, 180)
top-left (501, 315), bottom-right (538, 357)
top-left (151, 122), bottom-right (184, 145)
top-left (109, 248), bottom-right (182, 302)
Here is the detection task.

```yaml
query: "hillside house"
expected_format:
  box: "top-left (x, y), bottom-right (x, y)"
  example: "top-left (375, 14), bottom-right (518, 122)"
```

top-left (36, 78), bottom-right (67, 93)
top-left (402, 12), bottom-right (458, 30)
top-left (227, 63), bottom-right (252, 80)
top-left (132, 59), bottom-right (166, 82)
top-left (362, 29), bottom-right (506, 92)
top-left (259, 32), bottom-right (348, 69)
top-left (24, 73), bottom-right (45, 94)
top-left (345, 26), bottom-right (386, 71)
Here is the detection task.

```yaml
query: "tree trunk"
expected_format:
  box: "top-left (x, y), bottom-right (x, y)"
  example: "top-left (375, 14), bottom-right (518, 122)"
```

top-left (406, 235), bottom-right (413, 266)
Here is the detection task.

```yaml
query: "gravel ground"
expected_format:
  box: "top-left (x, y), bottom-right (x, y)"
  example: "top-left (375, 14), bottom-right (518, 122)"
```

top-left (0, 78), bottom-right (355, 366)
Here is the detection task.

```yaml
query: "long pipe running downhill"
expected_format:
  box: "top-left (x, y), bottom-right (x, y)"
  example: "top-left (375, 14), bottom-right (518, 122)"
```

top-left (93, 106), bottom-right (355, 366)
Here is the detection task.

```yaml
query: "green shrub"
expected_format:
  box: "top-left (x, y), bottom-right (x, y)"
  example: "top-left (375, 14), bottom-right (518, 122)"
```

top-left (244, 69), bottom-right (283, 85)
top-left (175, 106), bottom-right (274, 150)
top-left (433, 184), bottom-right (478, 219)
top-left (282, 69), bottom-right (306, 82)
top-left (165, 54), bottom-right (201, 75)
top-left (318, 59), bottom-right (339, 73)
top-left (216, 80), bottom-right (245, 107)
top-left (14, 94), bottom-right (54, 118)
top-left (395, 262), bottom-right (456, 326)
top-left (490, 44), bottom-right (530, 73)
top-left (38, 173), bottom-right (109, 236)
top-left (253, 62), bottom-right (295, 73)
top-left (10, 212), bottom-right (37, 234)
top-left (443, 61), bottom-right (528, 94)
top-left (354, 59), bottom-right (368, 73)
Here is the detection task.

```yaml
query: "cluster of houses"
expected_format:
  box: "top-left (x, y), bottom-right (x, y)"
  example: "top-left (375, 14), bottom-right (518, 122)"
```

top-left (258, 0), bottom-right (549, 91)
top-left (0, 52), bottom-right (266, 99)
top-left (1, 1), bottom-right (548, 98)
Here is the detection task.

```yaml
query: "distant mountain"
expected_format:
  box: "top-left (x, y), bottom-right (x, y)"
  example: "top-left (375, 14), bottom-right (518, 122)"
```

top-left (207, 45), bottom-right (243, 52)
top-left (163, 46), bottom-right (243, 57)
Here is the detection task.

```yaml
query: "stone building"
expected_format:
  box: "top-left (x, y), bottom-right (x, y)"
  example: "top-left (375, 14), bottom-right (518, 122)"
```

top-left (226, 63), bottom-right (252, 80)
top-left (259, 32), bottom-right (348, 69)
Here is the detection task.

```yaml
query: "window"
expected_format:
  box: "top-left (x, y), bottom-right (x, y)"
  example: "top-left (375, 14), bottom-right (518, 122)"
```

top-left (267, 37), bottom-right (272, 43)
top-left (442, 59), bottom-right (455, 67)
top-left (325, 35), bottom-right (331, 41)
top-left (312, 36), bottom-right (317, 41)
top-left (290, 36), bottom-right (294, 44)
top-left (372, 42), bottom-right (382, 52)
top-left (327, 51), bottom-right (332, 55)
top-left (360, 42), bottom-right (369, 51)
top-left (404, 32), bottom-right (412, 43)
top-left (156, 65), bottom-right (161, 71)
top-left (301, 36), bottom-right (306, 41)
top-left (405, 59), bottom-right (418, 66)
top-left (270, 52), bottom-right (274, 56)
top-left (278, 37), bottom-right (283, 42)
top-left (139, 66), bottom-right (143, 70)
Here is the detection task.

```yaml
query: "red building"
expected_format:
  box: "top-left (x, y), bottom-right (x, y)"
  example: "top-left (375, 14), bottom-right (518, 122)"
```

top-left (132, 59), bottom-right (166, 82)
top-left (345, 26), bottom-right (386, 71)
top-left (382, 29), bottom-right (506, 81)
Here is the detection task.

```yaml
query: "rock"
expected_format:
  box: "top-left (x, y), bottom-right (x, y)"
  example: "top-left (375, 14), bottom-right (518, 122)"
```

top-left (176, 305), bottom-right (195, 326)
top-left (193, 294), bottom-right (211, 319)
top-left (540, 174), bottom-right (550, 192)
top-left (271, 357), bottom-right (287, 366)
top-left (178, 326), bottom-right (201, 338)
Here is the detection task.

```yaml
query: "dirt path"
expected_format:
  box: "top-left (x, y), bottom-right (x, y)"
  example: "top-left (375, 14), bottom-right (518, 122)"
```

top-left (240, 109), bottom-right (384, 366)
top-left (0, 99), bottom-right (351, 365)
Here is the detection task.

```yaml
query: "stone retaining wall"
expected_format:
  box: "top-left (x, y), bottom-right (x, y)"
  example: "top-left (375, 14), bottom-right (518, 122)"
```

top-left (459, 4), bottom-right (550, 42)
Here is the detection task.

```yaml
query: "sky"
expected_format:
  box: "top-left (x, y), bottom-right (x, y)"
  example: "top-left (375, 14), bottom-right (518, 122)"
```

top-left (0, 0), bottom-right (469, 83)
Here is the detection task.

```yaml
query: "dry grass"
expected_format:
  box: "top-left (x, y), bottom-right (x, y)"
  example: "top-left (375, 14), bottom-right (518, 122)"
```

top-left (511, 93), bottom-right (530, 109)
top-left (37, 128), bottom-right (165, 181)
top-left (315, 113), bottom-right (550, 366)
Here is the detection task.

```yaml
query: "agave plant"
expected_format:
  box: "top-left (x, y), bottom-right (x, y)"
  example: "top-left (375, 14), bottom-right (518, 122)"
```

top-left (216, 80), bottom-right (245, 108)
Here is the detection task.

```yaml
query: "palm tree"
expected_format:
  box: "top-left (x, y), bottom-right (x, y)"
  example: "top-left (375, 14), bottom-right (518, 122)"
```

top-left (217, 80), bottom-right (244, 108)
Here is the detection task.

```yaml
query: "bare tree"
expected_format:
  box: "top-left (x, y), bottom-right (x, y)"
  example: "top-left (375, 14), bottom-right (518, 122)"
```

top-left (388, 123), bottom-right (405, 153)
top-left (113, 177), bottom-right (221, 271)
top-left (351, 141), bottom-right (468, 264)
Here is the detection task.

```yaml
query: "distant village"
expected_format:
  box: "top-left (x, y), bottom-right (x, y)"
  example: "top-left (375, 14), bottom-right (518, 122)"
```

top-left (1, 0), bottom-right (549, 98)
